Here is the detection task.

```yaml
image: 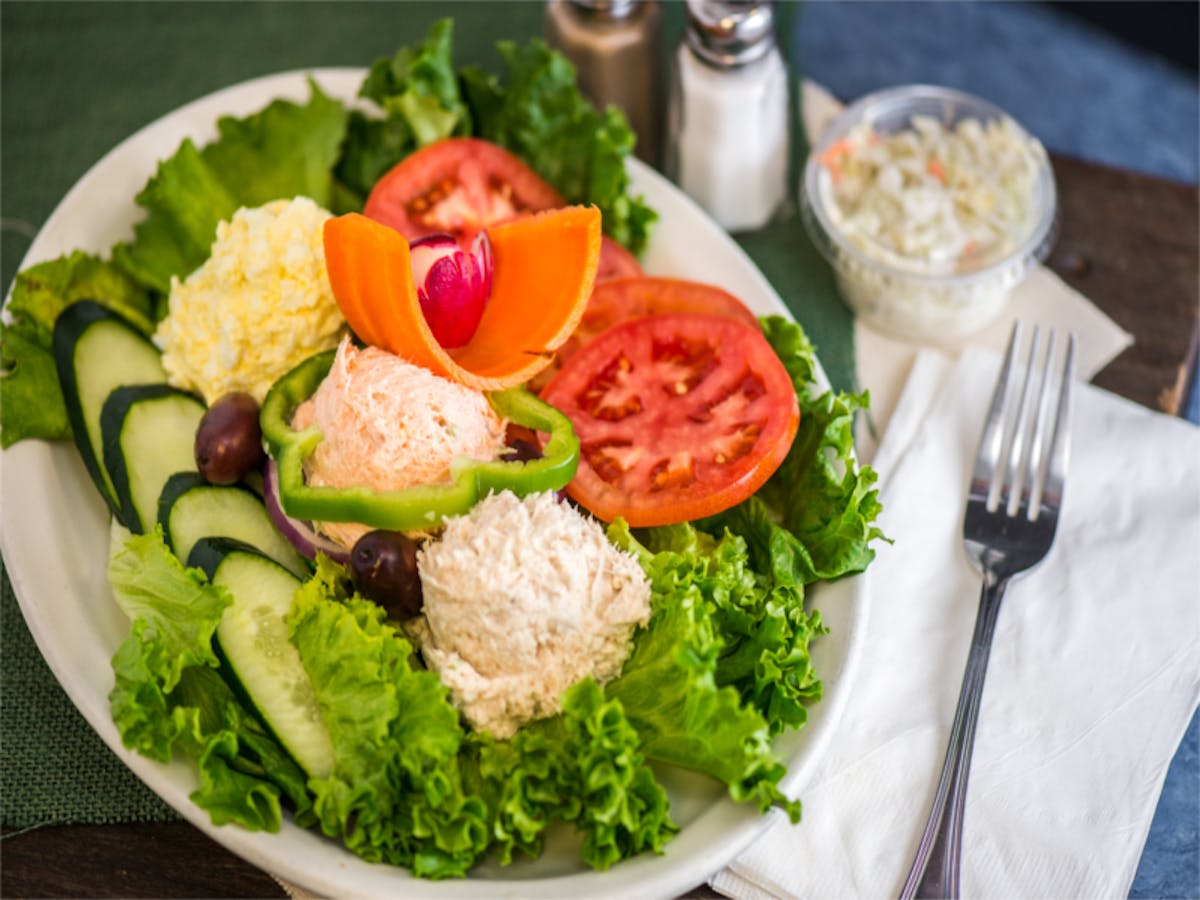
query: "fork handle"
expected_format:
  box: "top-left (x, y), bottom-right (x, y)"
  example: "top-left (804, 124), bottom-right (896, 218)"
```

top-left (899, 574), bottom-right (1009, 899)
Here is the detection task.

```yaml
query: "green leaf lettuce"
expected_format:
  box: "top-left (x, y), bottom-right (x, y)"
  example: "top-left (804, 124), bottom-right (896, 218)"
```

top-left (606, 521), bottom-right (802, 821)
top-left (287, 559), bottom-right (489, 878)
top-left (107, 527), bottom-right (311, 830)
top-left (471, 678), bottom-right (677, 870)
top-left (462, 37), bottom-right (656, 254)
top-left (624, 522), bottom-right (825, 738)
top-left (333, 19), bottom-right (467, 208)
top-left (111, 81), bottom-right (348, 294)
top-left (703, 316), bottom-right (886, 585)
top-left (0, 252), bottom-right (154, 447)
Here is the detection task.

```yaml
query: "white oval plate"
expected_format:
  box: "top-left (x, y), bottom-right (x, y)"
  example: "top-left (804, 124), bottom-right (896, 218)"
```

top-left (0, 69), bottom-right (871, 899)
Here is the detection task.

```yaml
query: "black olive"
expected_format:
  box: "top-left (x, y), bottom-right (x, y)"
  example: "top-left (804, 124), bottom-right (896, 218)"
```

top-left (350, 530), bottom-right (423, 619)
top-left (501, 438), bottom-right (543, 463)
top-left (195, 392), bottom-right (265, 485)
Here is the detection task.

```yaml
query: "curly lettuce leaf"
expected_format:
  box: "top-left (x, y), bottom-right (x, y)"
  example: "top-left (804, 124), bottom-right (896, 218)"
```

top-left (472, 678), bottom-right (676, 870)
top-left (359, 17), bottom-right (467, 144)
top-left (110, 138), bottom-right (238, 294)
top-left (630, 523), bottom-right (824, 737)
top-left (0, 252), bottom-right (154, 447)
top-left (606, 521), bottom-right (801, 821)
top-left (205, 86), bottom-right (349, 209)
top-left (107, 527), bottom-right (229, 694)
top-left (107, 528), bottom-right (311, 830)
top-left (333, 19), bottom-right (467, 207)
top-left (461, 38), bottom-right (656, 254)
top-left (111, 81), bottom-right (348, 294)
top-left (468, 726), bottom-right (575, 865)
top-left (178, 665), bottom-right (314, 831)
top-left (703, 316), bottom-right (885, 584)
top-left (287, 567), bottom-right (489, 879)
top-left (557, 679), bottom-right (677, 869)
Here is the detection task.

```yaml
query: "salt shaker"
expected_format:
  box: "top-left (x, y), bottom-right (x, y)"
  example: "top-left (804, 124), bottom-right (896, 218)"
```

top-left (545, 0), bottom-right (664, 168)
top-left (667, 0), bottom-right (789, 231)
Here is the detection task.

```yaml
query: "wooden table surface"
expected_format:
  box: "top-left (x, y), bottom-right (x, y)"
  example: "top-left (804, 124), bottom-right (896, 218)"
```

top-left (3, 153), bottom-right (1197, 898)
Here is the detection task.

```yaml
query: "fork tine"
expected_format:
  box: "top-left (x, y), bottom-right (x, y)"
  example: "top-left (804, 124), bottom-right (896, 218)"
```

top-left (1002, 326), bottom-right (1041, 516)
top-left (1022, 330), bottom-right (1058, 518)
top-left (974, 322), bottom-right (1021, 500)
top-left (1038, 334), bottom-right (1076, 510)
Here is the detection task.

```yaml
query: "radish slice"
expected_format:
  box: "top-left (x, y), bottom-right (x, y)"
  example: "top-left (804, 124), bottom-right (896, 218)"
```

top-left (410, 230), bottom-right (494, 349)
top-left (263, 459), bottom-right (350, 564)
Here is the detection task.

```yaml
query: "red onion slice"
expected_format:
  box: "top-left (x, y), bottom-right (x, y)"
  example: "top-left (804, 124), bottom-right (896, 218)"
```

top-left (263, 459), bottom-right (350, 564)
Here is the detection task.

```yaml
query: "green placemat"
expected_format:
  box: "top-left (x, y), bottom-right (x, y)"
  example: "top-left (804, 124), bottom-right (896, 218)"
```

top-left (1, 1), bottom-right (854, 830)
top-left (1, 562), bottom-right (176, 826)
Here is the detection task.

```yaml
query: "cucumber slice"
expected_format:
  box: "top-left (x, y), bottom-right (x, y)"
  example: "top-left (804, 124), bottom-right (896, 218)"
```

top-left (187, 537), bottom-right (334, 779)
top-left (158, 473), bottom-right (309, 578)
top-left (100, 385), bottom-right (205, 533)
top-left (53, 301), bottom-right (167, 515)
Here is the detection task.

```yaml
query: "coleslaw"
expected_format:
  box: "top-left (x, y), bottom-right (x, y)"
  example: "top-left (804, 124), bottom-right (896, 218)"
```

top-left (802, 85), bottom-right (1056, 343)
top-left (818, 114), bottom-right (1044, 274)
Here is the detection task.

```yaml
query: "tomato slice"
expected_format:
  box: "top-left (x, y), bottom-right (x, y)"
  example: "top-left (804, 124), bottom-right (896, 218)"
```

top-left (364, 138), bottom-right (564, 247)
top-left (541, 313), bottom-right (799, 526)
top-left (577, 276), bottom-right (758, 347)
top-left (596, 237), bottom-right (644, 281)
top-left (530, 276), bottom-right (760, 392)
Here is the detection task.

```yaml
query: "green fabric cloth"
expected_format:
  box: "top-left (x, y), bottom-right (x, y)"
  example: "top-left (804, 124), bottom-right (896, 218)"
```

top-left (1, 561), bottom-right (176, 825)
top-left (0, 1), bottom-right (853, 829)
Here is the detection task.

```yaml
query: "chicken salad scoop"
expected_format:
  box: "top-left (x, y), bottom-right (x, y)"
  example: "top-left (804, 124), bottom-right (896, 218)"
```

top-left (410, 490), bottom-right (651, 738)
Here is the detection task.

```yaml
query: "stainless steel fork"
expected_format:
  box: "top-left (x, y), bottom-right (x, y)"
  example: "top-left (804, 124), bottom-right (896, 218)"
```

top-left (899, 323), bottom-right (1076, 899)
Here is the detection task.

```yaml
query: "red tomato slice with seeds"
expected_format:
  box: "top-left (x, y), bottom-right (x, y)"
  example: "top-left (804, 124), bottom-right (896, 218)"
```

top-left (541, 313), bottom-right (799, 526)
top-left (596, 237), bottom-right (644, 281)
top-left (364, 138), bottom-right (564, 248)
top-left (530, 276), bottom-right (759, 392)
top-left (577, 276), bottom-right (759, 347)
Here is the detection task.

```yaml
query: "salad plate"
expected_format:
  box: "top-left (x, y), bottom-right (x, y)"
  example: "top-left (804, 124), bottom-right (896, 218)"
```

top-left (0, 69), bottom-right (870, 898)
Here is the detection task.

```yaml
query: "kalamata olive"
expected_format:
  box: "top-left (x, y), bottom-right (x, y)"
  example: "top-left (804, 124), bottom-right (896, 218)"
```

top-left (194, 391), bottom-right (265, 485)
top-left (501, 438), bottom-right (543, 463)
top-left (350, 530), bottom-right (423, 619)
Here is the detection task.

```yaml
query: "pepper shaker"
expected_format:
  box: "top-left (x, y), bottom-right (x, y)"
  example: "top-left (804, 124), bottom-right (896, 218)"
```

top-left (666, 0), bottom-right (789, 231)
top-left (545, 0), bottom-right (664, 168)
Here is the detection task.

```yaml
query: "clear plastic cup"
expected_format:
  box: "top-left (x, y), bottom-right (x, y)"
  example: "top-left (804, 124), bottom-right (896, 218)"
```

top-left (801, 84), bottom-right (1058, 344)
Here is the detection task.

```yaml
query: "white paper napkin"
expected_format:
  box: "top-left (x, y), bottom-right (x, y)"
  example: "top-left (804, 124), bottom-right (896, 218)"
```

top-left (711, 345), bottom-right (1200, 899)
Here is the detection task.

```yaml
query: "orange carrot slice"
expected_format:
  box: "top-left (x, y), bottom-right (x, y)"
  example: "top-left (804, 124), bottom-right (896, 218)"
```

top-left (324, 205), bottom-right (601, 391)
top-left (321, 218), bottom-right (385, 349)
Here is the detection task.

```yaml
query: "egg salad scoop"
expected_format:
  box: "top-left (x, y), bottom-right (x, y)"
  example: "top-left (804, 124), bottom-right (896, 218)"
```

top-left (154, 197), bottom-right (346, 404)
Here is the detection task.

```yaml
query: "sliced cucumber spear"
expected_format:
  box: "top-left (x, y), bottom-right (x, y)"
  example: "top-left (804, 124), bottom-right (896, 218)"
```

top-left (188, 537), bottom-right (334, 779)
top-left (53, 301), bottom-right (167, 516)
top-left (158, 473), bottom-right (309, 578)
top-left (100, 384), bottom-right (205, 533)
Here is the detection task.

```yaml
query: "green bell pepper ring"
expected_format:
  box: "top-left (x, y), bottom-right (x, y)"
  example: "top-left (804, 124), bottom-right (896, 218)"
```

top-left (260, 350), bottom-right (579, 531)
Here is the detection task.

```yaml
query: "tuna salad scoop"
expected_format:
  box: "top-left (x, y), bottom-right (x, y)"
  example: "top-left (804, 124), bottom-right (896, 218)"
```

top-left (410, 490), bottom-right (651, 739)
top-left (291, 337), bottom-right (507, 548)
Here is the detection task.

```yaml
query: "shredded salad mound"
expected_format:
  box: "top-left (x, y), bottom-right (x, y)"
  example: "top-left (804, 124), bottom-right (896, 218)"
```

top-left (818, 114), bottom-right (1046, 275)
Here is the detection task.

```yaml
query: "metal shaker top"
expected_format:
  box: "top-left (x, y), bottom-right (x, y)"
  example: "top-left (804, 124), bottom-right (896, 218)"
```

top-left (567, 0), bottom-right (641, 21)
top-left (684, 0), bottom-right (777, 69)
